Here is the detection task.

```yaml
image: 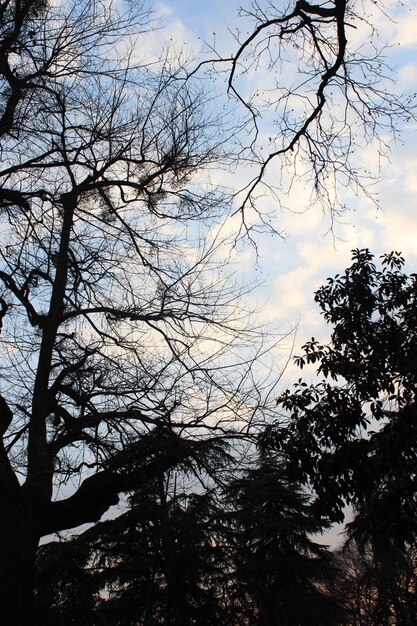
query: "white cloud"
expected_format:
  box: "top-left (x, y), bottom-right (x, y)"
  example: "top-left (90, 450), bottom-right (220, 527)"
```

top-left (133, 0), bottom-right (417, 377)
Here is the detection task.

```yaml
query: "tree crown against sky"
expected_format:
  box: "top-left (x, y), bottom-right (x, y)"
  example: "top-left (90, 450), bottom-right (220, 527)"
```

top-left (0, 1), bottom-right (278, 622)
top-left (262, 248), bottom-right (417, 622)
top-left (188, 0), bottom-right (416, 227)
top-left (0, 0), bottom-right (416, 623)
top-left (270, 249), bottom-right (417, 536)
top-left (0, 0), bottom-right (281, 515)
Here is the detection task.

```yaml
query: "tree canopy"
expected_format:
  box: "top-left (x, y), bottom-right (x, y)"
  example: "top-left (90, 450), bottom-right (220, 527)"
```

top-left (274, 249), bottom-right (417, 529)
top-left (269, 249), bottom-right (417, 622)
top-left (0, 0), bottom-right (415, 623)
top-left (35, 455), bottom-right (343, 626)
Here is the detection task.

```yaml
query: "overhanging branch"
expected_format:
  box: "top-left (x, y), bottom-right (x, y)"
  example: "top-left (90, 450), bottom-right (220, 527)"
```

top-left (41, 435), bottom-right (206, 536)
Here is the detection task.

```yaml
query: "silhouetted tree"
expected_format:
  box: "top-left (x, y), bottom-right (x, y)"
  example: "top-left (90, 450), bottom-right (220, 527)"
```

top-left (0, 2), bottom-right (267, 622)
top-left (270, 249), bottom-right (417, 623)
top-left (333, 541), bottom-right (378, 626)
top-left (36, 464), bottom-right (238, 626)
top-left (333, 540), bottom-right (417, 626)
top-left (36, 451), bottom-right (344, 626)
top-left (35, 538), bottom-right (100, 626)
top-left (226, 452), bottom-right (342, 625)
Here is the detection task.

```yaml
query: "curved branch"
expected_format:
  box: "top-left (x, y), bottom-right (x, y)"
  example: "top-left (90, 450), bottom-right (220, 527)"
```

top-left (41, 435), bottom-right (205, 535)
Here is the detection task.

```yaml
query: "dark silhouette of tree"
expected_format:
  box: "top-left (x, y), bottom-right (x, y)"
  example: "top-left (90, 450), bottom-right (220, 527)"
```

top-left (333, 540), bottom-right (417, 626)
top-left (269, 249), bottom-right (417, 624)
top-left (36, 451), bottom-right (344, 626)
top-left (194, 1), bottom-right (415, 215)
top-left (0, 2), bottom-right (268, 622)
top-left (332, 541), bottom-right (378, 626)
top-left (35, 538), bottom-right (99, 626)
top-left (36, 464), bottom-right (238, 626)
top-left (225, 451), bottom-right (343, 625)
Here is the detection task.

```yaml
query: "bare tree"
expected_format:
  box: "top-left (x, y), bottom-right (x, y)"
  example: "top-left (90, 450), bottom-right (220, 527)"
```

top-left (334, 540), bottom-right (417, 626)
top-left (0, 1), bottom-right (271, 623)
top-left (194, 0), bottom-right (414, 224)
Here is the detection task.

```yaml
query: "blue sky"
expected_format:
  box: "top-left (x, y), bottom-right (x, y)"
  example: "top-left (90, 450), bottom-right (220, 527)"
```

top-left (150, 0), bottom-right (417, 388)
top-left (149, 0), bottom-right (417, 546)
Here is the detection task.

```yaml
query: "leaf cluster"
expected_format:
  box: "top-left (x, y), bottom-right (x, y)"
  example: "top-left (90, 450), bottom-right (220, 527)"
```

top-left (272, 249), bottom-right (417, 542)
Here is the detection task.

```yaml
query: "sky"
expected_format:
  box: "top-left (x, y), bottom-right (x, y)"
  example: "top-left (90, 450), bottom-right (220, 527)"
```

top-left (37, 0), bottom-right (417, 547)
top-left (143, 1), bottom-right (417, 545)
top-left (148, 0), bottom-right (417, 388)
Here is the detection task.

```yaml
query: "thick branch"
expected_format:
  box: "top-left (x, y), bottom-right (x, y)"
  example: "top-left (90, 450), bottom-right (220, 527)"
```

top-left (41, 470), bottom-right (124, 536)
top-left (26, 192), bottom-right (76, 498)
top-left (41, 436), bottom-right (201, 536)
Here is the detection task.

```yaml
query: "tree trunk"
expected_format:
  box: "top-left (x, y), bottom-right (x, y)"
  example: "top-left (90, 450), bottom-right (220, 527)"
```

top-left (0, 493), bottom-right (38, 626)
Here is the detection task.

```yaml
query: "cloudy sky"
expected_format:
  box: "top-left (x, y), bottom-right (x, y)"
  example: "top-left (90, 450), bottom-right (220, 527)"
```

top-left (147, 0), bottom-right (417, 387)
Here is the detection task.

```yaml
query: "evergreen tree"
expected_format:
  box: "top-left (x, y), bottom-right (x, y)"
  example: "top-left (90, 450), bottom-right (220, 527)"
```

top-left (272, 249), bottom-right (417, 625)
top-left (36, 472), bottom-right (236, 626)
top-left (226, 452), bottom-right (342, 626)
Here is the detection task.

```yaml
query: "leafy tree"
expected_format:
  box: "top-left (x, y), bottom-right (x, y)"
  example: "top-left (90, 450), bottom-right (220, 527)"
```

top-left (271, 249), bottom-right (417, 623)
top-left (226, 452), bottom-right (343, 625)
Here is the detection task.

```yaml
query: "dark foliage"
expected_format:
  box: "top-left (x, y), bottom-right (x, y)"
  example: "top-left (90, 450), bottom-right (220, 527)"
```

top-left (272, 249), bottom-right (417, 532)
top-left (225, 452), bottom-right (343, 625)
top-left (267, 248), bottom-right (417, 624)
top-left (36, 454), bottom-right (343, 626)
top-left (36, 474), bottom-right (236, 626)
